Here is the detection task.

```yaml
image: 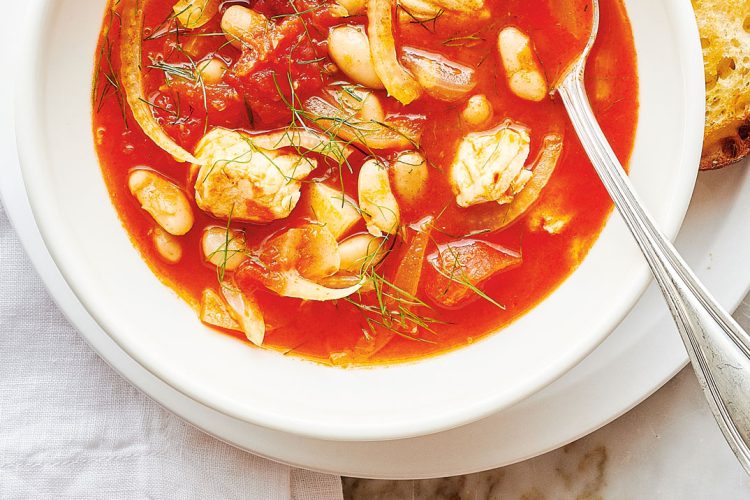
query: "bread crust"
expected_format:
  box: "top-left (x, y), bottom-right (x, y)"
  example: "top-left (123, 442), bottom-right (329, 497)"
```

top-left (693, 0), bottom-right (750, 170)
top-left (701, 120), bottom-right (750, 170)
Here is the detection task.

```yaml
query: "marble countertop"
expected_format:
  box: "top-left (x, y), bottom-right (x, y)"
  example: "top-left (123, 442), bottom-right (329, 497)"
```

top-left (343, 302), bottom-right (750, 499)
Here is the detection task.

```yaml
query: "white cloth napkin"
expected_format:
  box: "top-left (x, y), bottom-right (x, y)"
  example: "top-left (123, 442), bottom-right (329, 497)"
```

top-left (0, 204), bottom-right (344, 499)
top-left (0, 4), bottom-right (342, 497)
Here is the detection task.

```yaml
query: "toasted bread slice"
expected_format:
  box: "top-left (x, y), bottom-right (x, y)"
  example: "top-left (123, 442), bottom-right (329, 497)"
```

top-left (692, 0), bottom-right (750, 170)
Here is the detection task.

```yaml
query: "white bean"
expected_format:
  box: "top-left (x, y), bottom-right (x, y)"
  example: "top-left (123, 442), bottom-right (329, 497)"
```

top-left (173, 0), bottom-right (219, 29)
top-left (327, 25), bottom-right (385, 89)
top-left (196, 58), bottom-right (227, 84)
top-left (338, 233), bottom-right (387, 273)
top-left (221, 5), bottom-right (268, 50)
top-left (358, 159), bottom-right (400, 236)
top-left (461, 94), bottom-right (493, 127)
top-left (391, 151), bottom-right (428, 205)
top-left (497, 27), bottom-right (548, 102)
top-left (202, 226), bottom-right (247, 271)
top-left (152, 227), bottom-right (183, 264)
top-left (128, 170), bottom-right (194, 236)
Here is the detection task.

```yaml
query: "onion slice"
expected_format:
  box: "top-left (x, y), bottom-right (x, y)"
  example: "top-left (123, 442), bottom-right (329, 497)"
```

top-left (348, 217), bottom-right (433, 360)
top-left (430, 0), bottom-right (485, 11)
top-left (200, 288), bottom-right (241, 331)
top-left (304, 96), bottom-right (424, 150)
top-left (235, 224), bottom-right (364, 301)
top-left (221, 283), bottom-right (265, 345)
top-left (120, 0), bottom-right (202, 164)
top-left (400, 47), bottom-right (477, 102)
top-left (250, 128), bottom-right (356, 161)
top-left (500, 133), bottom-right (563, 225)
top-left (424, 240), bottom-right (522, 308)
top-left (392, 217), bottom-right (433, 298)
top-left (367, 0), bottom-right (422, 104)
top-left (277, 272), bottom-right (364, 301)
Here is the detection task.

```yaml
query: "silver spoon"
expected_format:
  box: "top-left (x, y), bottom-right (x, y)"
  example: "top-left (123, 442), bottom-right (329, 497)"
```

top-left (555, 0), bottom-right (750, 475)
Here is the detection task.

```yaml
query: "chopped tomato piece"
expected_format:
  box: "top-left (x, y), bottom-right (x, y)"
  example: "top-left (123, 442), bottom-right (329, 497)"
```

top-left (226, 16), bottom-right (326, 126)
top-left (424, 239), bottom-right (521, 308)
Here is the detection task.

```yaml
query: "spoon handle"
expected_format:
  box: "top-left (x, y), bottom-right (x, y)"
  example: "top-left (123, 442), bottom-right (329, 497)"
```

top-left (558, 68), bottom-right (750, 474)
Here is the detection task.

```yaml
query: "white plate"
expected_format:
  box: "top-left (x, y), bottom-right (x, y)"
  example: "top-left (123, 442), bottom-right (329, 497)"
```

top-left (6, 116), bottom-right (750, 478)
top-left (13, 0), bottom-right (704, 441)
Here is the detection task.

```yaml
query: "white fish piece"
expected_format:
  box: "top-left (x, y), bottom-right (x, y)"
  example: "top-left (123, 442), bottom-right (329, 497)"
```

top-left (193, 128), bottom-right (316, 223)
top-left (450, 126), bottom-right (532, 208)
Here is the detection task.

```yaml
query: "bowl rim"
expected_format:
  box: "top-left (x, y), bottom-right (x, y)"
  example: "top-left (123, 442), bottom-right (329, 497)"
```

top-left (15, 0), bottom-right (706, 441)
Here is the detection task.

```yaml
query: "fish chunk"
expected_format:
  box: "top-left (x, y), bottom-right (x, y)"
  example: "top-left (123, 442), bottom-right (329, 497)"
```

top-left (449, 126), bottom-right (532, 208)
top-left (193, 128), bottom-right (316, 223)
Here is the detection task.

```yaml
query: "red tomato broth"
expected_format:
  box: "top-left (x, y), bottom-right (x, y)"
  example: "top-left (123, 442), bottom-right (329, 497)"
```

top-left (92, 0), bottom-right (638, 365)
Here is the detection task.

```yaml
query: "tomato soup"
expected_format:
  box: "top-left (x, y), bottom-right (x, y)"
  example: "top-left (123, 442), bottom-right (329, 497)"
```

top-left (92, 0), bottom-right (638, 365)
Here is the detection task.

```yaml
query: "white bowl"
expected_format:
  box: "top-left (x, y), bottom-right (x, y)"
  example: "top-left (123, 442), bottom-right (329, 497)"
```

top-left (16, 0), bottom-right (704, 441)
